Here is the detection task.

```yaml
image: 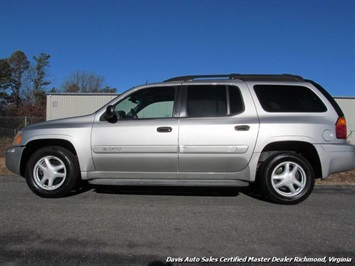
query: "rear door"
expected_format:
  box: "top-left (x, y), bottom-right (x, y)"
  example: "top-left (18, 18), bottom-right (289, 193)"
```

top-left (178, 82), bottom-right (259, 174)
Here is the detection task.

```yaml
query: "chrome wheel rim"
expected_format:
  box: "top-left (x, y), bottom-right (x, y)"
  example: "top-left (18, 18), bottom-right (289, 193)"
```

top-left (33, 156), bottom-right (67, 191)
top-left (271, 161), bottom-right (307, 197)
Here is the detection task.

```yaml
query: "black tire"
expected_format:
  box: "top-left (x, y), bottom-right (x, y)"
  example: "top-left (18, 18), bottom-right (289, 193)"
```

top-left (25, 146), bottom-right (80, 198)
top-left (258, 152), bottom-right (315, 204)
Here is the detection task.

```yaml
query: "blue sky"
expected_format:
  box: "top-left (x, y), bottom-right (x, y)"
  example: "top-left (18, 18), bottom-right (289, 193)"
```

top-left (1, 0), bottom-right (354, 96)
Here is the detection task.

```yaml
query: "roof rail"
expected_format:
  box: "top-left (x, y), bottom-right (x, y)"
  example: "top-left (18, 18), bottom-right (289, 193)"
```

top-left (164, 74), bottom-right (305, 82)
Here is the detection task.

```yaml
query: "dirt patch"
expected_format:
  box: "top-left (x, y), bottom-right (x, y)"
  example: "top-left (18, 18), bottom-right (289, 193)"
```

top-left (0, 137), bottom-right (13, 176)
top-left (0, 157), bottom-right (12, 175)
top-left (0, 137), bottom-right (13, 155)
top-left (317, 169), bottom-right (355, 185)
top-left (1, 137), bottom-right (13, 175)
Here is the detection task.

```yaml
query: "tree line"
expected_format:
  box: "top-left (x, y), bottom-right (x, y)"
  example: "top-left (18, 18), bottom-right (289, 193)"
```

top-left (0, 50), bottom-right (117, 117)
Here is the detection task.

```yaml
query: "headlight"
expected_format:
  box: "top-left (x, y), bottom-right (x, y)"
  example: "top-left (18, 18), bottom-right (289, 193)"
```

top-left (13, 131), bottom-right (23, 146)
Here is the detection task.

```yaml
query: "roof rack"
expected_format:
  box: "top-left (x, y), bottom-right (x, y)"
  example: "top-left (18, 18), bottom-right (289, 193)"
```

top-left (164, 74), bottom-right (305, 82)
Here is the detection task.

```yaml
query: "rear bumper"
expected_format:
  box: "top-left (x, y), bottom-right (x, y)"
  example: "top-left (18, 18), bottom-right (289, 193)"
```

top-left (316, 144), bottom-right (355, 179)
top-left (5, 146), bottom-right (25, 175)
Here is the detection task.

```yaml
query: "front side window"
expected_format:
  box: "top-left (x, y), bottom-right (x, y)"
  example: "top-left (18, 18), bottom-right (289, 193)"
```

top-left (186, 85), bottom-right (244, 117)
top-left (114, 86), bottom-right (175, 119)
top-left (254, 85), bottom-right (327, 112)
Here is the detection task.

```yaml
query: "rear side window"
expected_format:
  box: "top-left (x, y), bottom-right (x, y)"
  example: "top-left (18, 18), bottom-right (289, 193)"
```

top-left (186, 85), bottom-right (244, 117)
top-left (254, 85), bottom-right (327, 112)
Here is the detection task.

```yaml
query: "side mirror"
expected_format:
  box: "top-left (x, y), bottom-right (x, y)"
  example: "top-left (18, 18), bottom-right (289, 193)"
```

top-left (103, 105), bottom-right (116, 121)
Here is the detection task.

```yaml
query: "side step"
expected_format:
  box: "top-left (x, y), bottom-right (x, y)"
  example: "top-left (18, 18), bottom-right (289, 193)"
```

top-left (88, 179), bottom-right (250, 187)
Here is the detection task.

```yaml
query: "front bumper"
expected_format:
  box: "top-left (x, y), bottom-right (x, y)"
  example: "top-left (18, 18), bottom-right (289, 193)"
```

top-left (5, 146), bottom-right (25, 175)
top-left (316, 144), bottom-right (355, 179)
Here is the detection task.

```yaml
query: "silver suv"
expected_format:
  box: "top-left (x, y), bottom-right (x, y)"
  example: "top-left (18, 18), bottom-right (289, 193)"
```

top-left (6, 74), bottom-right (355, 204)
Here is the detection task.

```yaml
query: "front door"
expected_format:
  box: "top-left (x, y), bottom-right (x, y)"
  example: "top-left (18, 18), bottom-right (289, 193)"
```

top-left (91, 85), bottom-right (178, 174)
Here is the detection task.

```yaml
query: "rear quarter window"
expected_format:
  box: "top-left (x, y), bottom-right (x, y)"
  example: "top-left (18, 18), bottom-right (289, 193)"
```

top-left (254, 85), bottom-right (327, 112)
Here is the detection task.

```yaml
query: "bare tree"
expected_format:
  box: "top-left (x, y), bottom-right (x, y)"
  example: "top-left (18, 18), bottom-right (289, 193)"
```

top-left (23, 53), bottom-right (51, 103)
top-left (62, 71), bottom-right (107, 93)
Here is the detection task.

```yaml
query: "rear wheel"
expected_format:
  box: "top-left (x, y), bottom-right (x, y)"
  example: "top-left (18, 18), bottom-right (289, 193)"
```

top-left (258, 153), bottom-right (315, 204)
top-left (25, 146), bottom-right (80, 198)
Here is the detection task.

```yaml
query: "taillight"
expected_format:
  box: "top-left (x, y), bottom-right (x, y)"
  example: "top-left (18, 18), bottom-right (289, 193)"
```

top-left (335, 117), bottom-right (347, 139)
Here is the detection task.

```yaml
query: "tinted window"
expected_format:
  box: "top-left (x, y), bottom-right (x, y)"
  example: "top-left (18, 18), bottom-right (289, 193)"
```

top-left (186, 85), bottom-right (243, 117)
top-left (114, 86), bottom-right (175, 119)
top-left (308, 80), bottom-right (344, 116)
top-left (229, 86), bottom-right (244, 114)
top-left (254, 85), bottom-right (327, 112)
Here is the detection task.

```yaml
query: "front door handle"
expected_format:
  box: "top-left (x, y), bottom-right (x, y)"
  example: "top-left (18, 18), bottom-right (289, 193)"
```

top-left (234, 125), bottom-right (250, 131)
top-left (157, 127), bottom-right (172, 133)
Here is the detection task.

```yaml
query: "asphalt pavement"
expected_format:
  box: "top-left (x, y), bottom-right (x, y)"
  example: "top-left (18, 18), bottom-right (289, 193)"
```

top-left (0, 175), bottom-right (354, 266)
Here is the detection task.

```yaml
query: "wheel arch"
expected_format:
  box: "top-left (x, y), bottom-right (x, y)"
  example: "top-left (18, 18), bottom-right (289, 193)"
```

top-left (258, 141), bottom-right (322, 179)
top-left (20, 139), bottom-right (78, 177)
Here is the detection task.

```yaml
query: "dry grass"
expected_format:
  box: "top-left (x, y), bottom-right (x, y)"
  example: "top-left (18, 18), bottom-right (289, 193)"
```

top-left (0, 136), bottom-right (354, 183)
top-left (0, 157), bottom-right (12, 175)
top-left (0, 137), bottom-right (12, 156)
top-left (317, 169), bottom-right (355, 185)
top-left (1, 137), bottom-right (14, 175)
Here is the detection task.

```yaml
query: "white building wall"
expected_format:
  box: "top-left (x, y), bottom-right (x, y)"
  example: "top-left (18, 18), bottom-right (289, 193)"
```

top-left (46, 93), bottom-right (118, 120)
top-left (335, 97), bottom-right (355, 144)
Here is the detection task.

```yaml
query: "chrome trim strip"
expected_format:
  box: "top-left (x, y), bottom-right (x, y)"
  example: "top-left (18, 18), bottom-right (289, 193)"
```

top-left (179, 145), bottom-right (249, 154)
top-left (92, 146), bottom-right (178, 153)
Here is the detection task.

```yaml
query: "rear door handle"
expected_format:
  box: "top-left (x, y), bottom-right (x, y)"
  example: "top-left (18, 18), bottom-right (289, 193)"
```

top-left (234, 125), bottom-right (250, 131)
top-left (157, 127), bottom-right (172, 133)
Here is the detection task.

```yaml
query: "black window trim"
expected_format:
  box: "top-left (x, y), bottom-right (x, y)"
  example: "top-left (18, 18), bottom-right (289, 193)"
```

top-left (307, 80), bottom-right (344, 117)
top-left (103, 85), bottom-right (180, 121)
top-left (226, 86), bottom-right (231, 115)
top-left (254, 84), bottom-right (328, 113)
top-left (180, 84), bottom-right (245, 118)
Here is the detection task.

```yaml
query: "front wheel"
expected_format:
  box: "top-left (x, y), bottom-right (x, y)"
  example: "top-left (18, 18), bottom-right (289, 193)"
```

top-left (258, 153), bottom-right (315, 204)
top-left (25, 146), bottom-right (80, 198)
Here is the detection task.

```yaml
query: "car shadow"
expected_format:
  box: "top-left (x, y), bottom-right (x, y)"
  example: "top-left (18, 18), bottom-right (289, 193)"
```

top-left (66, 181), bottom-right (94, 197)
top-left (240, 185), bottom-right (273, 203)
top-left (70, 181), bottom-right (273, 203)
top-left (92, 185), bottom-right (242, 197)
